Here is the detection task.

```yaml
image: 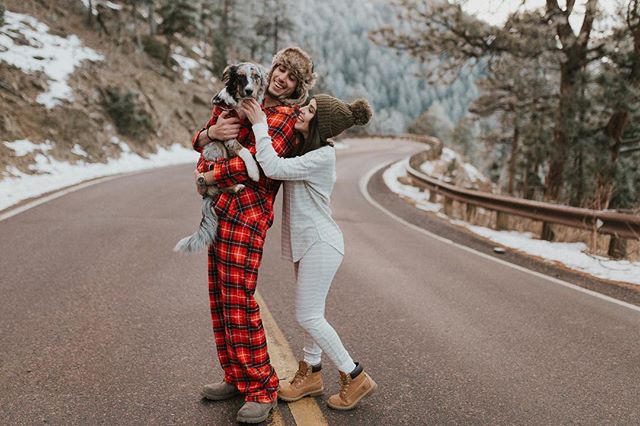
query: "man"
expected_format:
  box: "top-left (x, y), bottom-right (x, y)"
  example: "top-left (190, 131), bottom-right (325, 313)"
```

top-left (191, 47), bottom-right (316, 424)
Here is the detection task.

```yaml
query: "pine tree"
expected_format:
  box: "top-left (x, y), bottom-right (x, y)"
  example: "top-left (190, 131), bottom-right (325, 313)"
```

top-left (408, 103), bottom-right (454, 143)
top-left (370, 0), bottom-right (607, 203)
top-left (157, 0), bottom-right (197, 65)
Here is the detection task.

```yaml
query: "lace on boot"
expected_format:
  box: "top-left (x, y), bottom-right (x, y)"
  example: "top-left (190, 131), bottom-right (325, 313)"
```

top-left (338, 372), bottom-right (352, 400)
top-left (290, 361), bottom-right (310, 387)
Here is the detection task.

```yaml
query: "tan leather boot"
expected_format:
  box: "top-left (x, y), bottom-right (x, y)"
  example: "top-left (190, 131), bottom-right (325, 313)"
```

top-left (278, 361), bottom-right (324, 402)
top-left (327, 365), bottom-right (377, 410)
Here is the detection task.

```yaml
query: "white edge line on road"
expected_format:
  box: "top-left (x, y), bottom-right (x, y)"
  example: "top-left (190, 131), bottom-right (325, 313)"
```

top-left (0, 174), bottom-right (126, 222)
top-left (360, 160), bottom-right (640, 315)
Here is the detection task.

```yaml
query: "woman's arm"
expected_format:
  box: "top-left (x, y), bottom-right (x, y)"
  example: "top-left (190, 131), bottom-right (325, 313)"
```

top-left (241, 98), bottom-right (328, 181)
top-left (253, 123), bottom-right (329, 181)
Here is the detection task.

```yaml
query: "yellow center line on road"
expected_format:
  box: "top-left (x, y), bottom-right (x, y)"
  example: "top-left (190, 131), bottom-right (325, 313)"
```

top-left (255, 291), bottom-right (329, 426)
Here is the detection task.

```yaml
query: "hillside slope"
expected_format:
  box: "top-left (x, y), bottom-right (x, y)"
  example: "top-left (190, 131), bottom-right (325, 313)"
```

top-left (0, 0), bottom-right (214, 189)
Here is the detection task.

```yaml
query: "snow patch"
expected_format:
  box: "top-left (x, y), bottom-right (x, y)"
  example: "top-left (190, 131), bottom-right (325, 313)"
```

top-left (4, 139), bottom-right (54, 156)
top-left (172, 52), bottom-right (200, 83)
top-left (420, 162), bottom-right (434, 176)
top-left (463, 163), bottom-right (486, 182)
top-left (71, 144), bottom-right (88, 157)
top-left (333, 141), bottom-right (350, 150)
top-left (383, 158), bottom-right (640, 286)
top-left (191, 45), bottom-right (204, 57)
top-left (383, 159), bottom-right (441, 212)
top-left (0, 11), bottom-right (104, 108)
top-left (105, 1), bottom-right (123, 10)
top-left (454, 221), bottom-right (640, 286)
top-left (0, 139), bottom-right (198, 211)
top-left (79, 0), bottom-right (98, 15)
top-left (441, 147), bottom-right (457, 162)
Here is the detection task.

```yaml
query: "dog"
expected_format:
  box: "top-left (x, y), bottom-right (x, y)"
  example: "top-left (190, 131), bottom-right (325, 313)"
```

top-left (174, 62), bottom-right (268, 253)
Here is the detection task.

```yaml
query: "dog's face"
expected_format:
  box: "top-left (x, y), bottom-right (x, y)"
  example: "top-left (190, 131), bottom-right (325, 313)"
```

top-left (222, 63), bottom-right (267, 104)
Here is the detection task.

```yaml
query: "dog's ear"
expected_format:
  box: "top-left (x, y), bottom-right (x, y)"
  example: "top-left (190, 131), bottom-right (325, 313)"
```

top-left (222, 64), bottom-right (238, 85)
top-left (257, 65), bottom-right (268, 86)
top-left (255, 65), bottom-right (268, 103)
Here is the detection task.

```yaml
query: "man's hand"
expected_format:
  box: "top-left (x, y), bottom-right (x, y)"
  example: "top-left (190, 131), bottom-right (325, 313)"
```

top-left (209, 111), bottom-right (241, 141)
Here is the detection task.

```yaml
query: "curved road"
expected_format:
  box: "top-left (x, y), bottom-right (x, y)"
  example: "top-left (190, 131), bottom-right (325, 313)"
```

top-left (1, 138), bottom-right (639, 425)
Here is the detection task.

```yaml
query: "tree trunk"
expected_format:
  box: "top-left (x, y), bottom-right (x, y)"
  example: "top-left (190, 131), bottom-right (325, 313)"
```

top-left (545, 63), bottom-right (579, 200)
top-left (274, 15), bottom-right (279, 55)
top-left (594, 3), bottom-right (640, 209)
top-left (87, 0), bottom-right (93, 25)
top-left (212, 0), bottom-right (231, 75)
top-left (508, 120), bottom-right (519, 195)
top-left (164, 38), bottom-right (172, 66)
top-left (544, 0), bottom-right (596, 201)
top-left (148, 2), bottom-right (156, 36)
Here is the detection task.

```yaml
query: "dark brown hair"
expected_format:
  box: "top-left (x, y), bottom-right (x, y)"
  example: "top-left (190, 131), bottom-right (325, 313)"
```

top-left (290, 108), bottom-right (333, 158)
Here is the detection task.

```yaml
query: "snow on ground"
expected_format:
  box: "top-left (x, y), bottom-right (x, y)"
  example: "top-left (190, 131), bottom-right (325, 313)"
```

top-left (463, 162), bottom-right (486, 182)
top-left (0, 137), bottom-right (198, 211)
top-left (0, 11), bottom-right (104, 108)
top-left (333, 141), bottom-right (350, 150)
top-left (172, 47), bottom-right (201, 83)
top-left (79, 0), bottom-right (97, 15)
top-left (4, 139), bottom-right (53, 156)
top-left (383, 159), bottom-right (442, 213)
top-left (384, 158), bottom-right (640, 286)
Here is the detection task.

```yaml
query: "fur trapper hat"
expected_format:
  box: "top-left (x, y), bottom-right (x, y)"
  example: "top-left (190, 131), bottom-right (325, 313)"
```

top-left (268, 46), bottom-right (317, 106)
top-left (314, 94), bottom-right (373, 140)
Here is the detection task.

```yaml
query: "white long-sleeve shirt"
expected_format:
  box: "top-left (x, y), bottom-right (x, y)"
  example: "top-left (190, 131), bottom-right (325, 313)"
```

top-left (253, 122), bottom-right (344, 262)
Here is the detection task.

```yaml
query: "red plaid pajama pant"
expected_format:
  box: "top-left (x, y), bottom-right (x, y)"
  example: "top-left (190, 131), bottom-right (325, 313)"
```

top-left (207, 216), bottom-right (278, 403)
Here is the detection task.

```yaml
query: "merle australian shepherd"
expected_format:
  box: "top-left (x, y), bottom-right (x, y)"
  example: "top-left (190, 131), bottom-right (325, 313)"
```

top-left (174, 62), bottom-right (268, 253)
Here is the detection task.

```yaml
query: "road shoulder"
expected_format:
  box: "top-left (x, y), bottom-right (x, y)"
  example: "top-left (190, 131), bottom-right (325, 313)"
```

top-left (367, 162), bottom-right (640, 308)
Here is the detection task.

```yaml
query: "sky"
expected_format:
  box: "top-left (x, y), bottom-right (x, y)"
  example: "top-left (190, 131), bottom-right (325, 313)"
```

top-left (460, 0), bottom-right (623, 34)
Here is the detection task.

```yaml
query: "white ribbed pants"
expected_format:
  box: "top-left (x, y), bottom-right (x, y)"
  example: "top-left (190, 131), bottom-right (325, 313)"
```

top-left (294, 242), bottom-right (356, 374)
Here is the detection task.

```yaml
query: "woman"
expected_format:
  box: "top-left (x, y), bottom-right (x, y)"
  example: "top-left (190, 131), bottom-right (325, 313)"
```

top-left (240, 94), bottom-right (377, 410)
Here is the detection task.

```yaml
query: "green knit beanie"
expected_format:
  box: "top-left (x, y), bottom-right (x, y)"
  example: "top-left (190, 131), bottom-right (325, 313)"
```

top-left (314, 94), bottom-right (373, 140)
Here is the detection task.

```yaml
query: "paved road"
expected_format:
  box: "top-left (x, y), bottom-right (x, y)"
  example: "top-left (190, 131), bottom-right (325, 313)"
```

top-left (1, 138), bottom-right (639, 425)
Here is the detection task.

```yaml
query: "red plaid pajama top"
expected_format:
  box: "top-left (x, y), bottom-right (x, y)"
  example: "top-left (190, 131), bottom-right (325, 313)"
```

top-left (192, 103), bottom-right (298, 403)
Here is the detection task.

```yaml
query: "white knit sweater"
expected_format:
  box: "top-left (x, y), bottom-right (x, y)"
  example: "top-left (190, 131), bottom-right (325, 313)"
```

top-left (253, 122), bottom-right (344, 262)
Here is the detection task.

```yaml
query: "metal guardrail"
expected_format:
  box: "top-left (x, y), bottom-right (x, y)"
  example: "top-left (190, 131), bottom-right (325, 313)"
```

top-left (394, 136), bottom-right (639, 257)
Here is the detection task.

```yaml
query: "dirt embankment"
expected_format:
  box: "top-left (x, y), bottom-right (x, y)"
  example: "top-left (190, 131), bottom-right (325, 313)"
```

top-left (0, 0), bottom-right (215, 175)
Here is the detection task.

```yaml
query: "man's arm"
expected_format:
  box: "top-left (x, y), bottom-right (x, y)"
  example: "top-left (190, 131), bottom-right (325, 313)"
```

top-left (204, 107), bottom-right (297, 187)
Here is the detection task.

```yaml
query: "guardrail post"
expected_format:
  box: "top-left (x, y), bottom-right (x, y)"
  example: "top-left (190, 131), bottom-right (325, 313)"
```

top-left (607, 236), bottom-right (628, 259)
top-left (429, 190), bottom-right (437, 203)
top-left (496, 211), bottom-right (509, 231)
top-left (541, 222), bottom-right (554, 241)
top-left (443, 197), bottom-right (453, 216)
top-left (465, 204), bottom-right (476, 222)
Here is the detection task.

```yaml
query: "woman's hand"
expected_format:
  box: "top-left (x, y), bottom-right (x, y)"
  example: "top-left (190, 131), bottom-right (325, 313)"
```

top-left (240, 99), bottom-right (267, 125)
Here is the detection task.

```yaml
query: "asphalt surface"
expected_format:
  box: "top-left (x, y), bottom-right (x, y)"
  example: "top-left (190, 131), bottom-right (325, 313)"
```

top-left (1, 138), bottom-right (639, 425)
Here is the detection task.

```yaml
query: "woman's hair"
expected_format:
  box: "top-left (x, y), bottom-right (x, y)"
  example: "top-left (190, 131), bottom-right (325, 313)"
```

top-left (290, 104), bottom-right (333, 158)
